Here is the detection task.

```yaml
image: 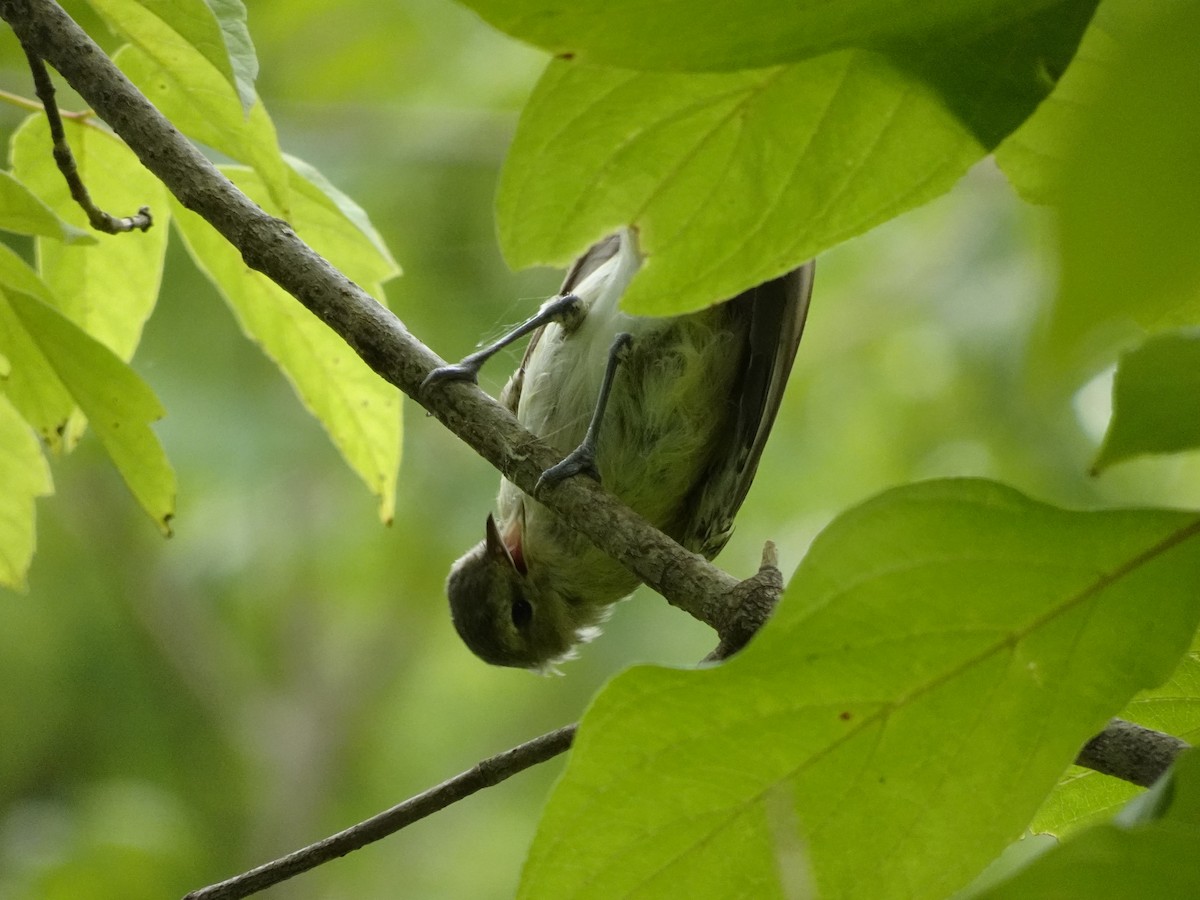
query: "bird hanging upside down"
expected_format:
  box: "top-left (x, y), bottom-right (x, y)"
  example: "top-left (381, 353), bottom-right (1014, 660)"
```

top-left (425, 229), bottom-right (814, 671)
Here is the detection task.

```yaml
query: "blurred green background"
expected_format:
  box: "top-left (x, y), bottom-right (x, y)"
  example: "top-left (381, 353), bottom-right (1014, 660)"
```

top-left (2, 2), bottom-right (1199, 898)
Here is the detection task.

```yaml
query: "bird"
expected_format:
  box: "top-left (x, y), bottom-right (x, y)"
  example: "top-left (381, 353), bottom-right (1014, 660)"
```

top-left (425, 229), bottom-right (814, 671)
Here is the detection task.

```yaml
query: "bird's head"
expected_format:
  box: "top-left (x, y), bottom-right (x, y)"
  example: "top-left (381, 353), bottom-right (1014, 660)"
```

top-left (446, 514), bottom-right (603, 672)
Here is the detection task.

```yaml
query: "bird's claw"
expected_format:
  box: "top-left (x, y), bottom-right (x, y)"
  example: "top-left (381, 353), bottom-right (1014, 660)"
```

top-left (420, 361), bottom-right (481, 396)
top-left (536, 447), bottom-right (601, 493)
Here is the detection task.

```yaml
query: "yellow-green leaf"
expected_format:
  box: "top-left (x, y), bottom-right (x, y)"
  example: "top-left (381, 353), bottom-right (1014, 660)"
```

top-left (205, 0), bottom-right (259, 111)
top-left (113, 43), bottom-right (289, 211)
top-left (995, 4), bottom-right (1121, 205)
top-left (0, 393), bottom-right (53, 590)
top-left (86, 0), bottom-right (257, 110)
top-left (11, 115), bottom-right (170, 361)
top-left (0, 241), bottom-right (57, 305)
top-left (0, 288), bottom-right (76, 451)
top-left (172, 162), bottom-right (400, 522)
top-left (0, 244), bottom-right (76, 451)
top-left (1040, 0), bottom-right (1200, 381)
top-left (0, 289), bottom-right (174, 533)
top-left (1092, 331), bottom-right (1200, 473)
top-left (0, 170), bottom-right (95, 245)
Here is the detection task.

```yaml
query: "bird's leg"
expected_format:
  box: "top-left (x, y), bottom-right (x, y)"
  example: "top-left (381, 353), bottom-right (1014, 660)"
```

top-left (536, 332), bottom-right (634, 491)
top-left (421, 293), bottom-right (585, 392)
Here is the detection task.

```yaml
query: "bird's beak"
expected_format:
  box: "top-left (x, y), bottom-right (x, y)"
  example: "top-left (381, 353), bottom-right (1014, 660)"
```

top-left (485, 513), bottom-right (520, 573)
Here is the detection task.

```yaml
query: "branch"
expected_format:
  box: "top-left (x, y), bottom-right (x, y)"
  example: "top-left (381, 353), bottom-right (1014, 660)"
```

top-left (1076, 717), bottom-right (1191, 789)
top-left (0, 0), bottom-right (750, 640)
top-left (20, 43), bottom-right (152, 233)
top-left (183, 726), bottom-right (577, 900)
top-left (182, 611), bottom-right (780, 900)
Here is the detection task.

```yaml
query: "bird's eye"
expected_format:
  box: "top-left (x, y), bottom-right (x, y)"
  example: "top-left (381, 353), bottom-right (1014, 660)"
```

top-left (511, 596), bottom-right (533, 629)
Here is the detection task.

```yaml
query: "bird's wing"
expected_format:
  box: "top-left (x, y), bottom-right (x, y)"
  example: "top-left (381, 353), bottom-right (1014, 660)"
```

top-left (684, 261), bottom-right (816, 559)
top-left (498, 233), bottom-right (624, 415)
top-left (560, 232), bottom-right (623, 294)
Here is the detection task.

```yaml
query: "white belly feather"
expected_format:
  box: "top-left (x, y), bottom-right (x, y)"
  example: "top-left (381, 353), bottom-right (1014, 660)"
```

top-left (497, 232), bottom-right (741, 602)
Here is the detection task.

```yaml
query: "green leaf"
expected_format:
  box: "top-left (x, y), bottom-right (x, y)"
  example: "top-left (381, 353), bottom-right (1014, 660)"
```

top-left (0, 286), bottom-right (77, 451)
top-left (1033, 630), bottom-right (1200, 836)
top-left (0, 170), bottom-right (96, 245)
top-left (995, 3), bottom-right (1120, 205)
top-left (284, 155), bottom-right (399, 273)
top-left (1126, 640), bottom-right (1200, 760)
top-left (204, 0), bottom-right (258, 110)
top-left (1034, 768), bottom-right (1141, 839)
top-left (0, 241), bottom-right (57, 305)
top-left (172, 162), bottom-right (401, 523)
top-left (86, 0), bottom-right (257, 111)
top-left (0, 290), bottom-right (174, 533)
top-left (1115, 750), bottom-right (1200, 829)
top-left (0, 245), bottom-right (77, 450)
top-left (456, 0), bottom-right (1084, 72)
top-left (1160, 751), bottom-right (1200, 826)
top-left (112, 44), bottom-right (289, 211)
top-left (953, 833), bottom-right (1059, 899)
top-left (971, 825), bottom-right (1200, 899)
top-left (972, 754), bottom-right (1200, 898)
top-left (0, 393), bottom-right (53, 591)
top-left (1043, 0), bottom-right (1200, 379)
top-left (11, 115), bottom-right (170, 361)
top-left (1092, 331), bottom-right (1200, 473)
top-left (498, 2), bottom-right (1093, 315)
top-left (520, 480), bottom-right (1200, 900)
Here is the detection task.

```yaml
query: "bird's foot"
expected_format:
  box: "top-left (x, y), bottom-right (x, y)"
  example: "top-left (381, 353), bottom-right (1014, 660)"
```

top-left (420, 358), bottom-right (483, 395)
top-left (536, 445), bottom-right (601, 493)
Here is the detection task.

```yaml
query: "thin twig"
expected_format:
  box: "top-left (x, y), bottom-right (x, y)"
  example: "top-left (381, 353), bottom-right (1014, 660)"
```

top-left (21, 44), bottom-right (151, 234)
top-left (183, 726), bottom-right (577, 900)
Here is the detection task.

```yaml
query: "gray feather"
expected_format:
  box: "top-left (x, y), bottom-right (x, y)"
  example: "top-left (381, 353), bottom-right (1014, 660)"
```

top-left (681, 262), bottom-right (815, 558)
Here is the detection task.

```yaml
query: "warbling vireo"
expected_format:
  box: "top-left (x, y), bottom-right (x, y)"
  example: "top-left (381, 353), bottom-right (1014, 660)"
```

top-left (425, 229), bottom-right (814, 670)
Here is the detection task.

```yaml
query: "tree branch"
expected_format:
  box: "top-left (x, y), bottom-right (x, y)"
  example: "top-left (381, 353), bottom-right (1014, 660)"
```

top-left (182, 726), bottom-right (577, 900)
top-left (1, 0), bottom-right (751, 639)
top-left (1076, 717), bottom-right (1191, 789)
top-left (20, 42), bottom-right (152, 233)
top-left (179, 615), bottom-right (792, 900)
